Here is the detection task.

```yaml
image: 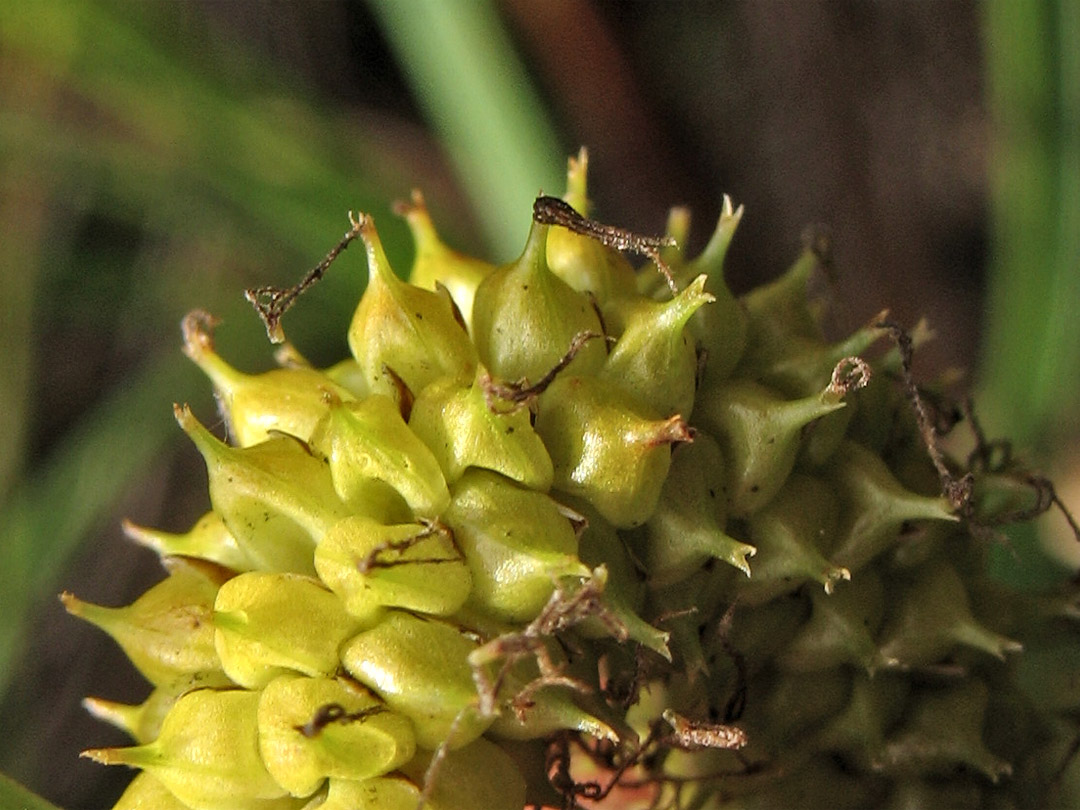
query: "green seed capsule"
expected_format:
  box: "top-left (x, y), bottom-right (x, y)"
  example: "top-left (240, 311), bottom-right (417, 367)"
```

top-left (573, 502), bottom-right (671, 658)
top-left (536, 374), bottom-right (691, 528)
top-left (599, 274), bottom-right (713, 418)
top-left (668, 195), bottom-right (748, 383)
top-left (83, 689), bottom-right (296, 810)
top-left (407, 367), bottom-right (554, 491)
top-left (84, 670), bottom-right (235, 744)
top-left (736, 244), bottom-right (825, 375)
top-left (257, 674), bottom-right (416, 798)
top-left (176, 405), bottom-right (348, 575)
top-left (737, 474), bottom-right (850, 605)
top-left (758, 319), bottom-right (886, 399)
top-left (397, 736), bottom-right (527, 810)
top-left (308, 394), bottom-right (449, 520)
top-left (884, 779), bottom-right (983, 810)
top-left (486, 657), bottom-right (625, 743)
top-left (302, 776), bottom-right (420, 810)
top-left (347, 213), bottom-right (477, 399)
top-left (341, 610), bottom-right (490, 750)
top-left (443, 469), bottom-right (589, 623)
top-left (876, 680), bottom-right (1013, 783)
top-left (62, 557), bottom-right (227, 687)
top-left (182, 312), bottom-right (355, 448)
top-left (314, 516), bottom-right (471, 623)
top-left (321, 358), bottom-right (369, 399)
top-left (877, 562), bottom-right (1022, 668)
top-left (398, 189), bottom-right (496, 331)
top-left (826, 440), bottom-right (958, 573)
top-left (111, 771), bottom-right (193, 810)
top-left (812, 670), bottom-right (909, 773)
top-left (213, 572), bottom-right (362, 689)
top-left (472, 219), bottom-right (606, 383)
top-left (778, 569), bottom-right (897, 674)
top-left (752, 667), bottom-right (852, 748)
top-left (123, 511), bottom-right (255, 572)
top-left (638, 432), bottom-right (756, 586)
top-left (697, 378), bottom-right (848, 517)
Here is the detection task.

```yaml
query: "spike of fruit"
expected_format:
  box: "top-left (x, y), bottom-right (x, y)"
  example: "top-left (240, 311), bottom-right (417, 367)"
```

top-left (68, 157), bottom-right (1079, 810)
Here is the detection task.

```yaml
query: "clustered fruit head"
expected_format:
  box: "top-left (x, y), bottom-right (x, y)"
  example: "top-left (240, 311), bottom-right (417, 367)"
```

top-left (68, 150), bottom-right (1080, 810)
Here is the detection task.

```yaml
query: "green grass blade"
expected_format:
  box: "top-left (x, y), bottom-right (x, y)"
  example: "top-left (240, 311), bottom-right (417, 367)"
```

top-left (0, 355), bottom-right (200, 698)
top-left (0, 772), bottom-right (64, 810)
top-left (981, 0), bottom-right (1080, 585)
top-left (980, 0), bottom-right (1080, 448)
top-left (370, 0), bottom-right (564, 259)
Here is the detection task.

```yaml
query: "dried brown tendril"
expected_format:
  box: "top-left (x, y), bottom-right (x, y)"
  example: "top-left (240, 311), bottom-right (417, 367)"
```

top-left (246, 214), bottom-right (364, 343)
top-left (293, 702), bottom-right (386, 738)
top-left (470, 572), bottom-right (626, 718)
top-left (533, 195), bottom-right (679, 295)
top-left (355, 520), bottom-right (463, 574)
top-left (481, 330), bottom-right (608, 413)
top-left (876, 319), bottom-right (973, 511)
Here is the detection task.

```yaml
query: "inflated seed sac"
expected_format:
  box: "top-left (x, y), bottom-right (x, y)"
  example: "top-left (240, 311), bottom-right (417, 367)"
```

top-left (660, 195), bottom-right (748, 383)
top-left (877, 680), bottom-right (1012, 782)
top-left (256, 674), bottom-right (415, 798)
top-left (876, 561), bottom-right (1023, 668)
top-left (777, 569), bottom-right (896, 674)
top-left (83, 689), bottom-right (297, 810)
top-left (737, 473), bottom-right (851, 605)
top-left (825, 440), bottom-right (957, 573)
top-left (407, 367), bottom-right (554, 490)
top-left (535, 373), bottom-right (691, 528)
top-left (84, 670), bottom-right (235, 744)
top-left (442, 468), bottom-right (590, 622)
top-left (637, 432), bottom-right (756, 586)
top-left (176, 405), bottom-right (348, 575)
top-left (397, 189), bottom-right (496, 331)
top-left (213, 572), bottom-right (362, 689)
top-left (696, 378), bottom-right (849, 517)
top-left (314, 515), bottom-right (471, 622)
top-left (812, 670), bottom-right (910, 771)
top-left (307, 393), bottom-right (449, 519)
top-left (181, 311), bottom-right (355, 448)
top-left (598, 274), bottom-right (713, 418)
top-left (471, 217), bottom-right (606, 383)
top-left (736, 242), bottom-right (825, 375)
top-left (111, 771), bottom-right (191, 810)
top-left (545, 150), bottom-right (638, 305)
top-left (484, 656), bottom-right (626, 743)
top-left (340, 610), bottom-right (491, 750)
top-left (574, 502), bottom-right (672, 657)
top-left (347, 212), bottom-right (477, 399)
top-left (122, 511), bottom-right (255, 572)
top-left (61, 557), bottom-right (227, 687)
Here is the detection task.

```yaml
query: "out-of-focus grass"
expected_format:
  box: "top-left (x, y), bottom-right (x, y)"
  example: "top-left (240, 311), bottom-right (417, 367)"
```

top-left (981, 0), bottom-right (1080, 585)
top-left (0, 772), bottom-right (62, 810)
top-left (371, 0), bottom-right (564, 259)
